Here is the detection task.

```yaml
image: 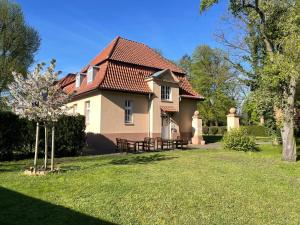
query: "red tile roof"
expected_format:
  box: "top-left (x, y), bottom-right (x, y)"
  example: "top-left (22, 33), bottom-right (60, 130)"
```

top-left (177, 76), bottom-right (204, 99)
top-left (61, 36), bottom-right (202, 99)
top-left (100, 61), bottom-right (153, 94)
top-left (109, 37), bottom-right (184, 73)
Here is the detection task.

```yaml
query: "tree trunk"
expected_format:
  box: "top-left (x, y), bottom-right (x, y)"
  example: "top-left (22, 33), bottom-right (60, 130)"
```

top-left (33, 122), bottom-right (39, 173)
top-left (44, 125), bottom-right (48, 170)
top-left (281, 118), bottom-right (297, 162)
top-left (281, 77), bottom-right (297, 162)
top-left (51, 126), bottom-right (55, 171)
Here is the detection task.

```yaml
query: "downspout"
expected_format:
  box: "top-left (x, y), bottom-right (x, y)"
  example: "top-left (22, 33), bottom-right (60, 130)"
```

top-left (148, 93), bottom-right (152, 137)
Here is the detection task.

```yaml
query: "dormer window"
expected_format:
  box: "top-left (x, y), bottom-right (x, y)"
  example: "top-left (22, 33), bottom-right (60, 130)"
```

top-left (87, 66), bottom-right (99, 84)
top-left (87, 67), bottom-right (94, 84)
top-left (75, 73), bottom-right (86, 88)
top-left (75, 74), bottom-right (81, 88)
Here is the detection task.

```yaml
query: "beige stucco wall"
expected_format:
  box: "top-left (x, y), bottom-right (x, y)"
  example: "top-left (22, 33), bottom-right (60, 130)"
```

top-left (67, 91), bottom-right (101, 134)
top-left (179, 98), bottom-right (197, 138)
top-left (100, 90), bottom-right (149, 134)
top-left (147, 78), bottom-right (180, 138)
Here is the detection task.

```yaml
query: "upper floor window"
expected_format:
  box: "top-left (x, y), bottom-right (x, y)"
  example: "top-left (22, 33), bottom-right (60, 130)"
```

top-left (161, 86), bottom-right (171, 101)
top-left (85, 101), bottom-right (90, 125)
top-left (124, 100), bottom-right (133, 124)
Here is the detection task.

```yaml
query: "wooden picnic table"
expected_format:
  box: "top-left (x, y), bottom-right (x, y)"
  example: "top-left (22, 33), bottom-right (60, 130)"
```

top-left (127, 140), bottom-right (146, 152)
top-left (174, 139), bottom-right (184, 149)
top-left (162, 139), bottom-right (175, 150)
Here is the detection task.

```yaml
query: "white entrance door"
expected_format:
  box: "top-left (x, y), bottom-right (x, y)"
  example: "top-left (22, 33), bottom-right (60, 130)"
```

top-left (161, 114), bottom-right (170, 139)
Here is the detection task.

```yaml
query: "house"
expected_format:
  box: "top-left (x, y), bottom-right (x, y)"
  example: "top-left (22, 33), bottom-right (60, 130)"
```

top-left (60, 36), bottom-right (203, 153)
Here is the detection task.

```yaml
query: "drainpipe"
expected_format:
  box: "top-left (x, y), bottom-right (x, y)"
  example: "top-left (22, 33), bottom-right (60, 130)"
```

top-left (148, 93), bottom-right (152, 137)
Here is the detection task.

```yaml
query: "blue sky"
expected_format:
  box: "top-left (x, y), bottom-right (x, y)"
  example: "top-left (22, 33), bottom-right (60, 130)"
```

top-left (16, 0), bottom-right (228, 77)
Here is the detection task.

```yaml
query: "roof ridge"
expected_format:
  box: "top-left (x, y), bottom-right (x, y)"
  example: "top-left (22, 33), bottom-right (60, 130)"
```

top-left (117, 36), bottom-right (148, 47)
top-left (110, 36), bottom-right (184, 74)
top-left (107, 36), bottom-right (120, 59)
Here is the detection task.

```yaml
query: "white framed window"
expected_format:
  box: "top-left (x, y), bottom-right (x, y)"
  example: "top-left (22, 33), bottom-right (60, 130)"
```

top-left (161, 86), bottom-right (171, 101)
top-left (124, 100), bottom-right (133, 124)
top-left (73, 104), bottom-right (78, 114)
top-left (85, 101), bottom-right (90, 125)
top-left (87, 67), bottom-right (94, 84)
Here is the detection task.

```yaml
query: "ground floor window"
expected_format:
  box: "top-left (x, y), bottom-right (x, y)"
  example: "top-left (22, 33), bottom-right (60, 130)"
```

top-left (85, 101), bottom-right (90, 125)
top-left (125, 100), bottom-right (133, 124)
top-left (73, 104), bottom-right (77, 114)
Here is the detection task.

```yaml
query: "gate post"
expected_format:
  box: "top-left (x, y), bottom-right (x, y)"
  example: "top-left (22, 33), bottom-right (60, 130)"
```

top-left (192, 111), bottom-right (205, 145)
top-left (227, 108), bottom-right (240, 131)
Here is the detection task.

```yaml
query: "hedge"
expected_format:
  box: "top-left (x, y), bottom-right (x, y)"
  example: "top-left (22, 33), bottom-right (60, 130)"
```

top-left (0, 111), bottom-right (86, 161)
top-left (203, 126), bottom-right (227, 135)
top-left (243, 125), bottom-right (269, 137)
top-left (203, 125), bottom-right (269, 137)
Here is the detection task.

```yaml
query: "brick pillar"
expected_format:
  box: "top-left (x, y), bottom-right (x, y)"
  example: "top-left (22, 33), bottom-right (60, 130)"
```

top-left (192, 111), bottom-right (205, 145)
top-left (227, 108), bottom-right (240, 131)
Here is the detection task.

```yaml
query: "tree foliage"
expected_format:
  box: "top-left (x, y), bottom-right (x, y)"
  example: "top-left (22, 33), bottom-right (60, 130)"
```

top-left (178, 54), bottom-right (192, 79)
top-left (200, 0), bottom-right (300, 161)
top-left (179, 45), bottom-right (238, 125)
top-left (0, 0), bottom-right (40, 97)
top-left (7, 60), bottom-right (69, 122)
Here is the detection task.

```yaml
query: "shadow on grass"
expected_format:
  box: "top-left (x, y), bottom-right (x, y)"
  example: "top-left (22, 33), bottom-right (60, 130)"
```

top-left (203, 135), bottom-right (223, 144)
top-left (0, 162), bottom-right (29, 172)
top-left (0, 187), bottom-right (117, 225)
top-left (109, 153), bottom-right (177, 165)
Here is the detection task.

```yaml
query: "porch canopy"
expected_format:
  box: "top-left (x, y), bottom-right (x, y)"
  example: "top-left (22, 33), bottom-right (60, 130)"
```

top-left (160, 106), bottom-right (178, 113)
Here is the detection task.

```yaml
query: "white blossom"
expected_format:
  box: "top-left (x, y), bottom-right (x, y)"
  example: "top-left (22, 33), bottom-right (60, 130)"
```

top-left (7, 60), bottom-right (69, 122)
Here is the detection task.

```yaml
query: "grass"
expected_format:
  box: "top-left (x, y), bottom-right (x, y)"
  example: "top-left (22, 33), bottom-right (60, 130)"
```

top-left (1, 145), bottom-right (300, 225)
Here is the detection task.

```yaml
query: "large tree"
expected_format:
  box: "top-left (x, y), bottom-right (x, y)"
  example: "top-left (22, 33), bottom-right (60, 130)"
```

top-left (181, 45), bottom-right (238, 126)
top-left (200, 0), bottom-right (300, 161)
top-left (0, 0), bottom-right (40, 103)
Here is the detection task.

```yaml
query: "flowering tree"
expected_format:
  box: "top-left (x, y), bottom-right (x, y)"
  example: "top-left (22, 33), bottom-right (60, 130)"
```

top-left (7, 60), bottom-right (69, 172)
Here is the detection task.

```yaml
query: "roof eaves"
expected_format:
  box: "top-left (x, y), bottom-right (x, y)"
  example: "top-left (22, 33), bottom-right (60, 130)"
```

top-left (180, 94), bottom-right (205, 100)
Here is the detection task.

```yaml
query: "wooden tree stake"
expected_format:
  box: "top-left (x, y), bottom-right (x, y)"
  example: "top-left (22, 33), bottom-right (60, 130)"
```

top-left (44, 125), bottom-right (48, 170)
top-left (51, 126), bottom-right (55, 171)
top-left (34, 122), bottom-right (39, 173)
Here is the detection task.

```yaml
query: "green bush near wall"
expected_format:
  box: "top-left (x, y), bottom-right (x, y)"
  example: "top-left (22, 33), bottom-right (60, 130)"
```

top-left (0, 111), bottom-right (86, 161)
top-left (54, 115), bottom-right (86, 157)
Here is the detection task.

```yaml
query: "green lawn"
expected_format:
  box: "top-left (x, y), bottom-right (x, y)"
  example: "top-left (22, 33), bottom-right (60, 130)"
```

top-left (1, 145), bottom-right (300, 225)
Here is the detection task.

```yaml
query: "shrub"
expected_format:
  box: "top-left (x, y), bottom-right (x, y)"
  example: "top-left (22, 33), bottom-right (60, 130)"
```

top-left (203, 126), bottom-right (209, 135)
top-left (222, 128), bottom-right (257, 152)
top-left (209, 126), bottom-right (219, 135)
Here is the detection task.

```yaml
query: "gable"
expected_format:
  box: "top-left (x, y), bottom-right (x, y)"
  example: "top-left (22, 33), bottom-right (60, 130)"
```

top-left (150, 69), bottom-right (179, 84)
